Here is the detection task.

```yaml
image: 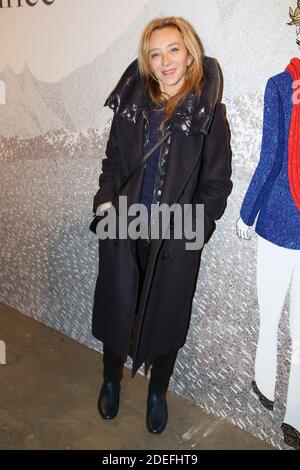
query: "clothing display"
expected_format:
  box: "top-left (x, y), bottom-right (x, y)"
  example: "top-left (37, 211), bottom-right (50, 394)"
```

top-left (240, 58), bottom-right (300, 441)
top-left (240, 58), bottom-right (300, 249)
top-left (255, 235), bottom-right (300, 431)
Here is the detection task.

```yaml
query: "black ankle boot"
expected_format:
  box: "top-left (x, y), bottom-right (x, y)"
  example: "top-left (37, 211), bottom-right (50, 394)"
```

top-left (98, 380), bottom-right (121, 420)
top-left (146, 384), bottom-right (168, 434)
top-left (146, 348), bottom-right (178, 434)
top-left (98, 345), bottom-right (123, 420)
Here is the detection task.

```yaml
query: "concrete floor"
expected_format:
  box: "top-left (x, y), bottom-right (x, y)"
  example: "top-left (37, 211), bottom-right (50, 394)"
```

top-left (0, 303), bottom-right (274, 450)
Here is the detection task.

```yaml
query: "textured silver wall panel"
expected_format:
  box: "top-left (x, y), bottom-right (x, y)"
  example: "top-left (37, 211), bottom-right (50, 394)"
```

top-left (0, 94), bottom-right (292, 449)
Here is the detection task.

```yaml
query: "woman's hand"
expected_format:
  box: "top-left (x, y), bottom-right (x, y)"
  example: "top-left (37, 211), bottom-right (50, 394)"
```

top-left (236, 217), bottom-right (251, 239)
top-left (96, 201), bottom-right (112, 215)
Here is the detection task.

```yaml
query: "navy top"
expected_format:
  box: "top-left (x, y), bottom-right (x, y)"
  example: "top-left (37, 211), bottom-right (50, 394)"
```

top-left (139, 103), bottom-right (165, 223)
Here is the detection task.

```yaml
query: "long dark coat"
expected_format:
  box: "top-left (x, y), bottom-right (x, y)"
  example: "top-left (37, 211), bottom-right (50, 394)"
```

top-left (92, 56), bottom-right (232, 377)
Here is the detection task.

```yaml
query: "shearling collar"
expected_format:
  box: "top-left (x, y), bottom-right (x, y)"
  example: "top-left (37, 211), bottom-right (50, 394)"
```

top-left (103, 56), bottom-right (222, 136)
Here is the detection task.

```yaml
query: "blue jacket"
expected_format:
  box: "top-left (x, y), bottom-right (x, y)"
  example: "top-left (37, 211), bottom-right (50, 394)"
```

top-left (240, 70), bottom-right (300, 249)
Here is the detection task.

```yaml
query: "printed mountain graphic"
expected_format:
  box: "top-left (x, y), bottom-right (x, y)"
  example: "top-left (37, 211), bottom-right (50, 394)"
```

top-left (0, 0), bottom-right (151, 139)
top-left (0, 0), bottom-right (291, 140)
top-left (0, 56), bottom-right (114, 139)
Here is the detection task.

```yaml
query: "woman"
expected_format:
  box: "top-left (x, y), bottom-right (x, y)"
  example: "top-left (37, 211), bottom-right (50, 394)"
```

top-left (92, 16), bottom-right (232, 434)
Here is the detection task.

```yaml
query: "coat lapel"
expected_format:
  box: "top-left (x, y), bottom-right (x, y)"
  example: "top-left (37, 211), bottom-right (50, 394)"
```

top-left (159, 132), bottom-right (203, 208)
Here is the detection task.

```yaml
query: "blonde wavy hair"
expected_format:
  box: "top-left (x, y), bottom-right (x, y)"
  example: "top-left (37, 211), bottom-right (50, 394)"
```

top-left (138, 17), bottom-right (205, 134)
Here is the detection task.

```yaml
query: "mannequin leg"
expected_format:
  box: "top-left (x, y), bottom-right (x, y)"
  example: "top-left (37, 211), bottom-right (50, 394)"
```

top-left (255, 236), bottom-right (293, 401)
top-left (282, 252), bottom-right (300, 448)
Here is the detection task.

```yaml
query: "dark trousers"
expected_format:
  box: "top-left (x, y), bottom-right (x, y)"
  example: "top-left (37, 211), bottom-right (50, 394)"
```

top-left (103, 237), bottom-right (178, 390)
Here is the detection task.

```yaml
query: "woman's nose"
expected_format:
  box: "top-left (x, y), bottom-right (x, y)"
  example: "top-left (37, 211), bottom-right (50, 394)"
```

top-left (161, 53), bottom-right (171, 66)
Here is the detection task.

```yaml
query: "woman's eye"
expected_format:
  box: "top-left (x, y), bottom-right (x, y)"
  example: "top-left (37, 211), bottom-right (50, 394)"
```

top-left (150, 48), bottom-right (178, 59)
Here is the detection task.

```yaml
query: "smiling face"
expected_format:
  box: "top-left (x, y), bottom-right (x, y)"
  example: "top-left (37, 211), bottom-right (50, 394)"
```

top-left (148, 26), bottom-right (192, 98)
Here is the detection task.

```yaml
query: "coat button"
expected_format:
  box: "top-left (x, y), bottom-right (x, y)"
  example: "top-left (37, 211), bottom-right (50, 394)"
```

top-left (161, 252), bottom-right (170, 260)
